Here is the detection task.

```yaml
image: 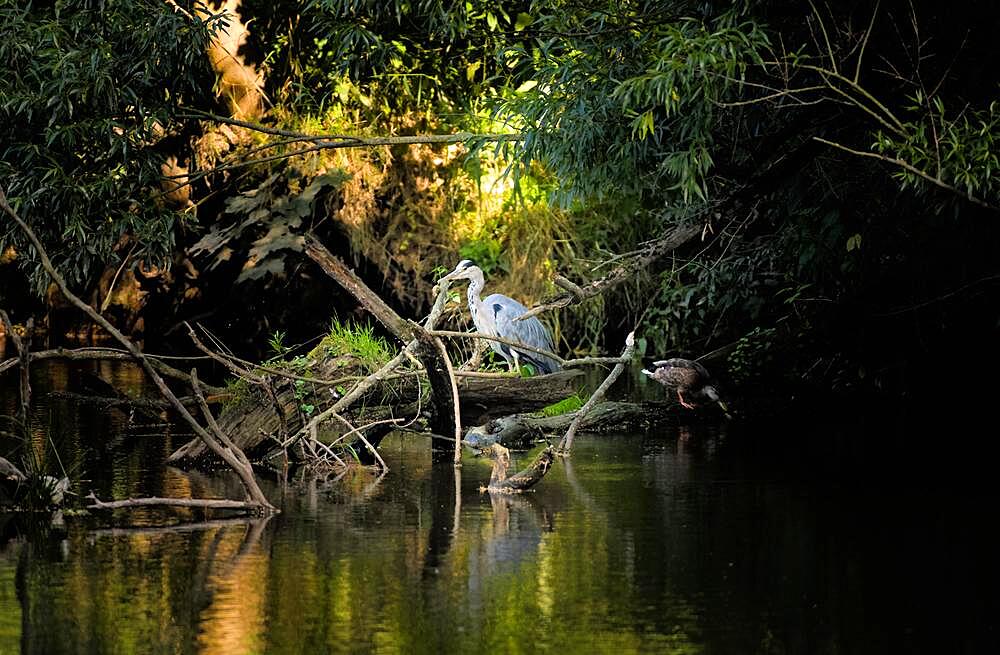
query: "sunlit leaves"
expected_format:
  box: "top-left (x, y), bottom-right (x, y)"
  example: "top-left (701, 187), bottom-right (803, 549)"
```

top-left (491, 1), bottom-right (768, 206)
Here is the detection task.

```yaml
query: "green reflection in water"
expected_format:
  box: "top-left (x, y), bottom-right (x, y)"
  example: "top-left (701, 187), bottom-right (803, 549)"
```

top-left (3, 361), bottom-right (997, 654)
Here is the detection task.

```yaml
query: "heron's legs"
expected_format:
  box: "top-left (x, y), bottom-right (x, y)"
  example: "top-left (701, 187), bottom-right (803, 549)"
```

top-left (509, 349), bottom-right (521, 373)
top-left (677, 390), bottom-right (696, 409)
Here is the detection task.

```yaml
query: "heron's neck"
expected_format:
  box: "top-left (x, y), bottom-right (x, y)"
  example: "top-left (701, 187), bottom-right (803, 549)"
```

top-left (466, 273), bottom-right (486, 315)
top-left (468, 275), bottom-right (486, 313)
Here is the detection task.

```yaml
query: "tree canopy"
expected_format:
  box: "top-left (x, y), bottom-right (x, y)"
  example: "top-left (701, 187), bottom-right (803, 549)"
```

top-left (2, 0), bottom-right (998, 397)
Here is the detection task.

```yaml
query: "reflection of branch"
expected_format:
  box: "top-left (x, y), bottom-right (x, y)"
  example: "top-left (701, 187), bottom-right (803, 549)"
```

top-left (88, 516), bottom-right (268, 537)
top-left (86, 492), bottom-right (261, 512)
top-left (0, 346), bottom-right (221, 392)
top-left (813, 137), bottom-right (998, 211)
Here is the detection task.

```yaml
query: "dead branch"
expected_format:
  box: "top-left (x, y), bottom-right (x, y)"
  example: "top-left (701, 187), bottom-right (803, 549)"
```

top-left (516, 222), bottom-right (703, 321)
top-left (190, 369), bottom-right (272, 508)
top-left (303, 234), bottom-right (459, 449)
top-left (558, 331), bottom-right (636, 454)
top-left (426, 329), bottom-right (564, 367)
top-left (0, 310), bottom-right (30, 424)
top-left (465, 400), bottom-right (662, 449)
top-left (429, 333), bottom-right (463, 465)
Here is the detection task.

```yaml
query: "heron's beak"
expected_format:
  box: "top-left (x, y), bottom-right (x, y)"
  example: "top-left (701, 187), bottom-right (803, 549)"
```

top-left (717, 399), bottom-right (732, 419)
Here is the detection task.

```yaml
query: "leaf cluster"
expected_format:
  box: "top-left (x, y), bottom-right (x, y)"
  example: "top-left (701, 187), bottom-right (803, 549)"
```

top-left (0, 0), bottom-right (219, 292)
top-left (491, 1), bottom-right (768, 206)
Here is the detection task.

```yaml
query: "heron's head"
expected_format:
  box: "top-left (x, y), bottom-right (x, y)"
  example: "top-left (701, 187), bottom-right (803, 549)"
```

top-left (438, 259), bottom-right (481, 283)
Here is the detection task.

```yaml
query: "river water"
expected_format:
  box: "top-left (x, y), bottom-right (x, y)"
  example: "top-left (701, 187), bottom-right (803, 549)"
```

top-left (0, 360), bottom-right (997, 654)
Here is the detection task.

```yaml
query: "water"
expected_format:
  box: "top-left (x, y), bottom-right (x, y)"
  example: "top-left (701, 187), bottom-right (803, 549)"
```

top-left (1, 361), bottom-right (997, 653)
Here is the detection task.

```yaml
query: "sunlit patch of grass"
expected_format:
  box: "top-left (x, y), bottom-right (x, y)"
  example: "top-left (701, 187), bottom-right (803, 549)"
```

top-left (539, 392), bottom-right (584, 417)
top-left (310, 319), bottom-right (392, 373)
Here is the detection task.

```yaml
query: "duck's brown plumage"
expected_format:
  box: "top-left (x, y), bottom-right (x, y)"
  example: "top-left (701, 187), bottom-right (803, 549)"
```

top-left (648, 358), bottom-right (711, 391)
top-left (643, 358), bottom-right (721, 410)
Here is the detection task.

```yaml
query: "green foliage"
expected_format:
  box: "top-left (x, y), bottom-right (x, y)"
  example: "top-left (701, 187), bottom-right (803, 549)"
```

top-left (458, 236), bottom-right (504, 276)
top-left (0, 0), bottom-right (219, 292)
top-left (268, 330), bottom-right (290, 357)
top-left (726, 327), bottom-right (777, 386)
top-left (189, 169), bottom-right (350, 283)
top-left (270, 0), bottom-right (525, 117)
top-left (873, 95), bottom-right (1000, 205)
top-left (312, 318), bottom-right (392, 372)
top-left (491, 1), bottom-right (769, 205)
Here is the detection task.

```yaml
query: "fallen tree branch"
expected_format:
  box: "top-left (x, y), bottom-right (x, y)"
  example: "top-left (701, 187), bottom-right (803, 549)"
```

top-left (558, 331), bottom-right (636, 454)
top-left (303, 234), bottom-right (459, 450)
top-left (190, 369), bottom-right (272, 508)
top-left (464, 400), bottom-right (662, 449)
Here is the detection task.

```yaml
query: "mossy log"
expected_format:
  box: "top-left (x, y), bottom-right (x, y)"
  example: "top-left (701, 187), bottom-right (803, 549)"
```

top-left (465, 400), bottom-right (677, 450)
top-left (455, 369), bottom-right (583, 421)
top-left (166, 355), bottom-right (401, 465)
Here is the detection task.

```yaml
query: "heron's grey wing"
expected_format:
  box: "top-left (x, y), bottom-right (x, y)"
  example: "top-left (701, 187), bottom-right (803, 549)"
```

top-left (487, 294), bottom-right (559, 372)
top-left (482, 294), bottom-right (520, 360)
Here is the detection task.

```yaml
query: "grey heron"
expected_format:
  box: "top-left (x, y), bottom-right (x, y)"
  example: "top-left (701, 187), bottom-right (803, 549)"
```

top-left (642, 358), bottom-right (728, 411)
top-left (438, 259), bottom-right (561, 375)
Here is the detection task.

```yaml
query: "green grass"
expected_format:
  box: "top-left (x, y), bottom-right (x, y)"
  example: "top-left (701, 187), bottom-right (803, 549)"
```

top-left (310, 319), bottom-right (393, 373)
top-left (539, 392), bottom-right (584, 417)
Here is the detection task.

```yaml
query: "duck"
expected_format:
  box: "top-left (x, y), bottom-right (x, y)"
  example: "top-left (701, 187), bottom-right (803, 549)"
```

top-left (642, 358), bottom-right (728, 412)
